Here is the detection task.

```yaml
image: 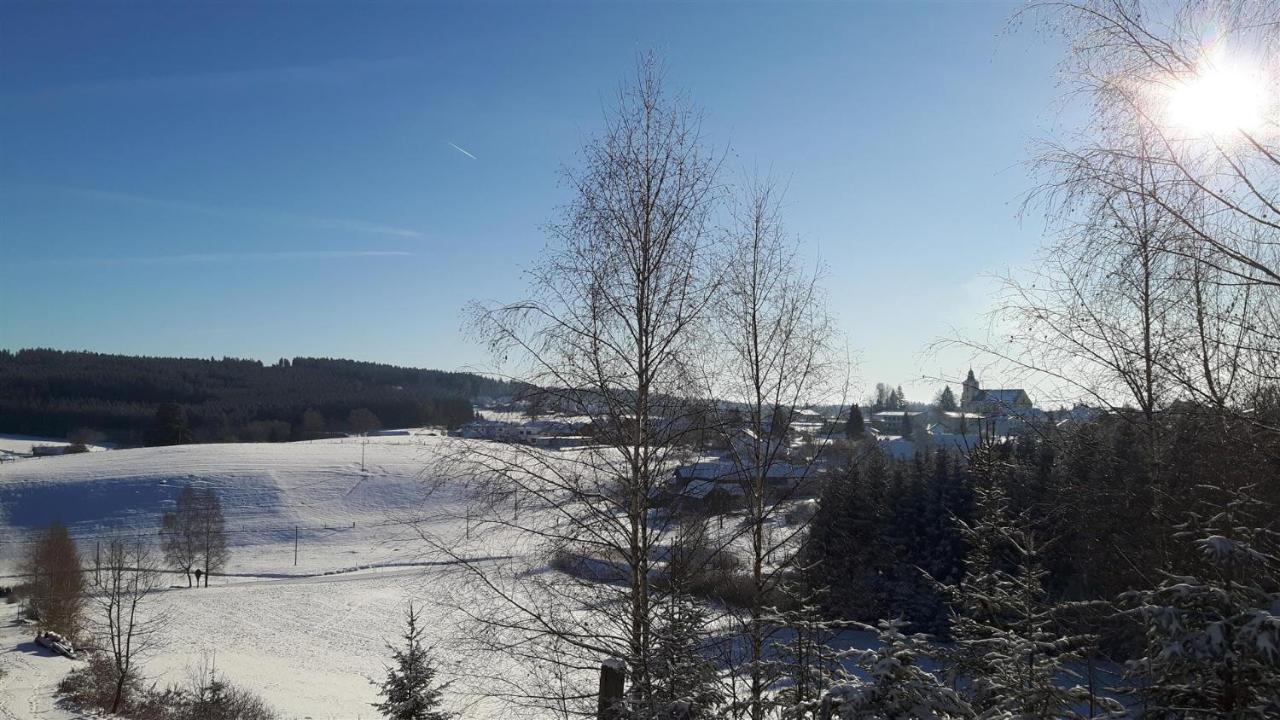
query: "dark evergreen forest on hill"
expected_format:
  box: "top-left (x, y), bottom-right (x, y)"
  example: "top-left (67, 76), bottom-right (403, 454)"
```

top-left (0, 349), bottom-right (521, 446)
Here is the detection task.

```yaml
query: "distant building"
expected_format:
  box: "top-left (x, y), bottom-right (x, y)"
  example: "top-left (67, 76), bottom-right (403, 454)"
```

top-left (663, 459), bottom-right (817, 510)
top-left (456, 418), bottom-right (512, 440)
top-left (456, 416), bottom-right (590, 445)
top-left (869, 410), bottom-right (927, 434)
top-left (960, 369), bottom-right (1032, 414)
top-left (935, 411), bottom-right (987, 435)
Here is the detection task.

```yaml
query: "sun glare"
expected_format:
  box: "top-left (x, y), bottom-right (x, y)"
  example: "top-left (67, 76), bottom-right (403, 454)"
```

top-left (1166, 50), bottom-right (1271, 138)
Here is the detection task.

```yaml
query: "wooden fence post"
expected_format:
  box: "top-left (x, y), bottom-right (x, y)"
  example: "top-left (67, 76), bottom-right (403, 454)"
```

top-left (597, 657), bottom-right (625, 720)
top-left (818, 694), bottom-right (835, 720)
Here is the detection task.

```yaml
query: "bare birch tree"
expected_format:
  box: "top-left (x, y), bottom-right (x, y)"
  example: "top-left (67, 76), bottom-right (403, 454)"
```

top-left (931, 0), bottom-right (1280, 586)
top-left (443, 53), bottom-right (723, 718)
top-left (161, 486), bottom-right (228, 587)
top-left (196, 487), bottom-right (229, 587)
top-left (709, 177), bottom-right (840, 720)
top-left (162, 486), bottom-right (203, 587)
top-left (1014, 0), bottom-right (1280, 413)
top-left (93, 537), bottom-right (166, 714)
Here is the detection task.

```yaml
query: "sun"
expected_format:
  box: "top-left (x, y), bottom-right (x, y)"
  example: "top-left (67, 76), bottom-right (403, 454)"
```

top-left (1165, 50), bottom-right (1270, 138)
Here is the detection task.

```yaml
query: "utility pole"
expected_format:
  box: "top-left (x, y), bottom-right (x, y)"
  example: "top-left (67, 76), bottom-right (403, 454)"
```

top-left (361, 436), bottom-right (367, 473)
top-left (294, 525), bottom-right (299, 566)
top-left (95, 541), bottom-right (100, 586)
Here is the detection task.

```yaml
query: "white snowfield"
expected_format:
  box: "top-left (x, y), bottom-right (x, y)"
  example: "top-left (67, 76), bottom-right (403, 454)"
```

top-left (0, 434), bottom-right (537, 720)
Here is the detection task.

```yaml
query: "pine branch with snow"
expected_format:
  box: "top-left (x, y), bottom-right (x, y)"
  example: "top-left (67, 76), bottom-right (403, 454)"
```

top-left (943, 484), bottom-right (1121, 719)
top-left (1121, 488), bottom-right (1280, 718)
top-left (823, 619), bottom-right (973, 720)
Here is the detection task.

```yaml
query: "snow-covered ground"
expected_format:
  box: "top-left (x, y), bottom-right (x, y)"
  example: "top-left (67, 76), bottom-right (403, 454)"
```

top-left (0, 435), bottom-right (528, 719)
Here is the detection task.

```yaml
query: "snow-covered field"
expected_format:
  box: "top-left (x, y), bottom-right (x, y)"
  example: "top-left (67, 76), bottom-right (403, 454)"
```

top-left (0, 435), bottom-right (531, 719)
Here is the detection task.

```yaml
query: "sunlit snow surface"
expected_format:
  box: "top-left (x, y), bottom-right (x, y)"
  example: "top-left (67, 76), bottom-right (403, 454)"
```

top-left (0, 435), bottom-right (526, 719)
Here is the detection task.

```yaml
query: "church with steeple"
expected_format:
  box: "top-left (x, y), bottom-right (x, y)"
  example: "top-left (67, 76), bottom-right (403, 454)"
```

top-left (960, 369), bottom-right (1032, 415)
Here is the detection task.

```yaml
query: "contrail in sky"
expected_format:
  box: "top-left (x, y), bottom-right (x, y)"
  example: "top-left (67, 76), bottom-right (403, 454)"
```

top-left (60, 186), bottom-right (425, 238)
top-left (448, 142), bottom-right (477, 160)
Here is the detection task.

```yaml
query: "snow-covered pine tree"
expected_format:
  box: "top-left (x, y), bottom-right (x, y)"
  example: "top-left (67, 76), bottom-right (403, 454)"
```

top-left (647, 591), bottom-right (725, 720)
top-left (822, 619), bottom-right (972, 719)
top-left (1121, 487), bottom-right (1280, 718)
top-left (769, 586), bottom-right (859, 720)
top-left (944, 484), bottom-right (1119, 719)
top-left (373, 603), bottom-right (454, 720)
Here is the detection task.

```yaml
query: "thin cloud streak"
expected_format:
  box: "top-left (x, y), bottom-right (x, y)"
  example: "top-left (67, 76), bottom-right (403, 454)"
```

top-left (15, 250), bottom-right (414, 268)
top-left (22, 58), bottom-right (416, 101)
top-left (448, 142), bottom-right (478, 160)
top-left (63, 186), bottom-right (425, 239)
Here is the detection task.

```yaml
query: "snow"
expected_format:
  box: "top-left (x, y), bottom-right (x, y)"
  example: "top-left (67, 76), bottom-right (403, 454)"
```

top-left (0, 435), bottom-right (529, 719)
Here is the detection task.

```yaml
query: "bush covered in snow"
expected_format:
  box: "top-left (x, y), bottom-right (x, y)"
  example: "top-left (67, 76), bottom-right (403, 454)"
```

top-left (57, 652), bottom-right (278, 720)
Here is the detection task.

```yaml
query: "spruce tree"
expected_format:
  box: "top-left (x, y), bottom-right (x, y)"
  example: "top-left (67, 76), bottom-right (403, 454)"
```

top-left (883, 461), bottom-right (934, 627)
top-left (945, 485), bottom-right (1118, 718)
top-left (872, 384), bottom-right (892, 413)
top-left (649, 593), bottom-right (723, 720)
top-left (373, 604), bottom-right (453, 720)
top-left (149, 402), bottom-right (192, 446)
top-left (844, 405), bottom-right (865, 439)
top-left (938, 386), bottom-right (957, 412)
top-left (804, 455), bottom-right (892, 620)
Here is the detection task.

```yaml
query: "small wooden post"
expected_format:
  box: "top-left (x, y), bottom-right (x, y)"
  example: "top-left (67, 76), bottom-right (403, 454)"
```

top-left (818, 695), bottom-right (835, 720)
top-left (597, 658), bottom-right (625, 720)
top-left (294, 525), bottom-right (299, 566)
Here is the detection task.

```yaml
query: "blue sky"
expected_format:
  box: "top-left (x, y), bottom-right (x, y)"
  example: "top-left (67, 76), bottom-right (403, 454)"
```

top-left (0, 0), bottom-right (1072, 401)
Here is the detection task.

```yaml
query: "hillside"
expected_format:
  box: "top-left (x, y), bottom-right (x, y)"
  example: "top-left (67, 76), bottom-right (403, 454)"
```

top-left (0, 349), bottom-right (523, 445)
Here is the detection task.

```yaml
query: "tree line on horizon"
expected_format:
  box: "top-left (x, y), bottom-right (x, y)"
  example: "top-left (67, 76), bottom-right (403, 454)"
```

top-left (0, 349), bottom-right (522, 446)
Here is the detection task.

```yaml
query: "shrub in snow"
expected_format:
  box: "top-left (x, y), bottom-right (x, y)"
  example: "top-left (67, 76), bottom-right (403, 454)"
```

top-left (374, 603), bottom-right (454, 720)
top-left (57, 651), bottom-right (278, 720)
top-left (173, 658), bottom-right (277, 720)
top-left (57, 651), bottom-right (144, 715)
top-left (1120, 489), bottom-right (1280, 718)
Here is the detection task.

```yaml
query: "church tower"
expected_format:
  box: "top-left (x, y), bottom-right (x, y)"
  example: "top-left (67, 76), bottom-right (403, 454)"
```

top-left (961, 368), bottom-right (980, 408)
